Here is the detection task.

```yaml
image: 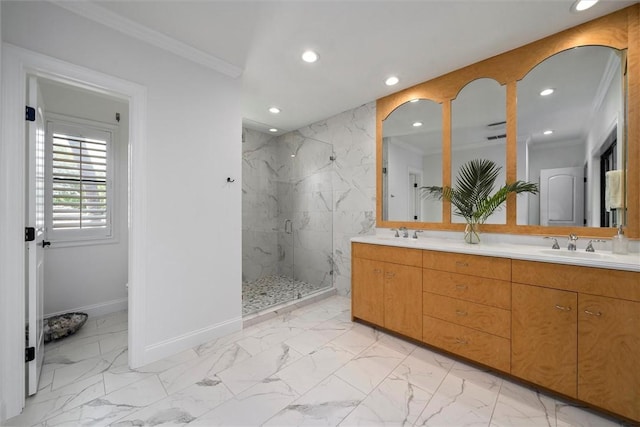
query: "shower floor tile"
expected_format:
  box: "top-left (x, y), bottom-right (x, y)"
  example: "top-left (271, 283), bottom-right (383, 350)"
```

top-left (242, 275), bottom-right (329, 315)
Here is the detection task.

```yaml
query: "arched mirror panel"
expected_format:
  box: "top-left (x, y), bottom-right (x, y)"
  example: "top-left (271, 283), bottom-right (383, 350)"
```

top-left (382, 98), bottom-right (443, 222)
top-left (516, 46), bottom-right (626, 229)
top-left (451, 78), bottom-right (507, 224)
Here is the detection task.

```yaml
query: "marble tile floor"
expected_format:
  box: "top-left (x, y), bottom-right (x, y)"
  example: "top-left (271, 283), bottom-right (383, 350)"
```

top-left (7, 296), bottom-right (628, 427)
top-left (242, 275), bottom-right (331, 315)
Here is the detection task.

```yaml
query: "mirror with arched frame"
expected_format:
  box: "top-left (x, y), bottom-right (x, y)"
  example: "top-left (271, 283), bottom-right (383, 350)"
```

top-left (376, 5), bottom-right (638, 238)
top-left (451, 78), bottom-right (507, 224)
top-left (516, 45), bottom-right (625, 228)
top-left (382, 98), bottom-right (442, 222)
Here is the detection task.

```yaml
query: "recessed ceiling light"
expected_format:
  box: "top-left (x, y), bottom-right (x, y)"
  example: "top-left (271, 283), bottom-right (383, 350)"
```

top-left (571, 0), bottom-right (598, 12)
top-left (290, 154), bottom-right (296, 158)
top-left (385, 76), bottom-right (399, 86)
top-left (269, 128), bottom-right (278, 133)
top-left (413, 122), bottom-right (423, 127)
top-left (540, 88), bottom-right (555, 96)
top-left (301, 50), bottom-right (319, 63)
top-left (544, 130), bottom-right (554, 135)
top-left (268, 107), bottom-right (281, 114)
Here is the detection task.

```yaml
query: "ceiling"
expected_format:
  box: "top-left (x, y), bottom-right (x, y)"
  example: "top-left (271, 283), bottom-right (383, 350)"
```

top-left (60, 0), bottom-right (637, 135)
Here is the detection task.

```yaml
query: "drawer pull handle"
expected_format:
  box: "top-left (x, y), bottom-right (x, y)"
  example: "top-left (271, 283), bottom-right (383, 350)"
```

top-left (385, 272), bottom-right (395, 278)
top-left (455, 261), bottom-right (469, 268)
top-left (584, 310), bottom-right (602, 317)
top-left (555, 305), bottom-right (572, 311)
top-left (455, 284), bottom-right (468, 291)
top-left (373, 269), bottom-right (382, 274)
top-left (455, 310), bottom-right (468, 317)
top-left (455, 338), bottom-right (468, 345)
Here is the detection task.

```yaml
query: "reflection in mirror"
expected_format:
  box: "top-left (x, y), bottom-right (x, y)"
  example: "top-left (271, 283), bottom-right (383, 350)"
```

top-left (451, 78), bottom-right (506, 224)
top-left (516, 46), bottom-right (625, 228)
top-left (382, 99), bottom-right (442, 222)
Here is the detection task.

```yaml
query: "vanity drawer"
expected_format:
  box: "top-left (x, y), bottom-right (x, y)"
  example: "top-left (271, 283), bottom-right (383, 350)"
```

top-left (423, 250), bottom-right (511, 281)
top-left (423, 293), bottom-right (510, 338)
top-left (353, 243), bottom-right (422, 267)
top-left (423, 316), bottom-right (510, 373)
top-left (512, 260), bottom-right (640, 301)
top-left (423, 269), bottom-right (511, 309)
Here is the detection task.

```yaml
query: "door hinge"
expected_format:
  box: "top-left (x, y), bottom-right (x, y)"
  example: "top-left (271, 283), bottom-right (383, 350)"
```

top-left (25, 106), bottom-right (36, 122)
top-left (25, 227), bottom-right (35, 242)
top-left (25, 347), bottom-right (35, 363)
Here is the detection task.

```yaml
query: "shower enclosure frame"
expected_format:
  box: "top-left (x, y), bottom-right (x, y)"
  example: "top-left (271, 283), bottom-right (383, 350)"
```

top-left (242, 130), bottom-right (335, 316)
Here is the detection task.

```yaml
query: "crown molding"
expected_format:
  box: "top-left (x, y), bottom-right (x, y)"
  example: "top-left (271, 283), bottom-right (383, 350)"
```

top-left (50, 1), bottom-right (243, 79)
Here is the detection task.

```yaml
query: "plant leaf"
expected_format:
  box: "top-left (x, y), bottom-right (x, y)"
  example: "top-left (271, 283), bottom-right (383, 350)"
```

top-left (421, 159), bottom-right (538, 224)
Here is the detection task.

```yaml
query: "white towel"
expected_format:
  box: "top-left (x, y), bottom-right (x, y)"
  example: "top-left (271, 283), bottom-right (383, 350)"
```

top-left (605, 170), bottom-right (624, 210)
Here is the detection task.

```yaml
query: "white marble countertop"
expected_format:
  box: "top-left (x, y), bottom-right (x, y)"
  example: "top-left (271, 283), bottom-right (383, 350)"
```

top-left (351, 234), bottom-right (640, 272)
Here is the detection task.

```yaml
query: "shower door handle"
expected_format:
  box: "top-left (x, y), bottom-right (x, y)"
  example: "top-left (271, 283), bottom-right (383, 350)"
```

top-left (284, 219), bottom-right (293, 234)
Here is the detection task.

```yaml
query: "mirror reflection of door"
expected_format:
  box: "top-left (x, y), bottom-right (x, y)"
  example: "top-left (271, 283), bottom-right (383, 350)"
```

top-left (540, 166), bottom-right (584, 226)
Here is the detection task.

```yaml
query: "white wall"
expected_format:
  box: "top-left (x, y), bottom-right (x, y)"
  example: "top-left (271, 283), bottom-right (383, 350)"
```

top-left (39, 81), bottom-right (129, 317)
top-left (2, 0), bottom-right (241, 367)
top-left (0, 2), bottom-right (4, 422)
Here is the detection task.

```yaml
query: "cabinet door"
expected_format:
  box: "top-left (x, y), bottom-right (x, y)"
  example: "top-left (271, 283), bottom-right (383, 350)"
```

top-left (384, 263), bottom-right (422, 340)
top-left (352, 257), bottom-right (384, 326)
top-left (579, 295), bottom-right (640, 421)
top-left (512, 283), bottom-right (577, 397)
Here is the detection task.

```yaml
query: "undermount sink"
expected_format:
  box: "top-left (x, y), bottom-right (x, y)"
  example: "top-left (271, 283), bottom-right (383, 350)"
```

top-left (538, 249), bottom-right (610, 259)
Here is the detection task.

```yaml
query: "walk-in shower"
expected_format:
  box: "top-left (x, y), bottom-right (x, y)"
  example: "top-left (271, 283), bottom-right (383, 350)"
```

top-left (242, 129), bottom-right (335, 316)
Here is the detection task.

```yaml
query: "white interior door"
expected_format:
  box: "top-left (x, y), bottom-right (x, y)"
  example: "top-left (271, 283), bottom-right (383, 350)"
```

top-left (26, 75), bottom-right (45, 395)
top-left (540, 166), bottom-right (584, 227)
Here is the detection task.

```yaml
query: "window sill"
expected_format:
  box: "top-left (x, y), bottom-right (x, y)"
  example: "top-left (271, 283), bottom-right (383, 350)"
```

top-left (46, 236), bottom-right (120, 249)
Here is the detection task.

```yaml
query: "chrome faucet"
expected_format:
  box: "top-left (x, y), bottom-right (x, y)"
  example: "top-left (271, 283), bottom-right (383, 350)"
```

top-left (544, 236), bottom-right (560, 249)
top-left (585, 239), bottom-right (606, 252)
top-left (568, 234), bottom-right (578, 251)
top-left (399, 227), bottom-right (409, 238)
top-left (391, 228), bottom-right (400, 238)
top-left (412, 230), bottom-right (423, 239)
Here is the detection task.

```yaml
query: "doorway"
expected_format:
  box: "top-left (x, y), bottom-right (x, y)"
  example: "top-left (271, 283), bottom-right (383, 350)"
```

top-left (25, 76), bottom-right (130, 394)
top-left (1, 44), bottom-right (148, 420)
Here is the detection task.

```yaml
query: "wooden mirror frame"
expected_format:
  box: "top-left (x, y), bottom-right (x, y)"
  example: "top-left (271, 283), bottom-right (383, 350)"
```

top-left (376, 5), bottom-right (639, 239)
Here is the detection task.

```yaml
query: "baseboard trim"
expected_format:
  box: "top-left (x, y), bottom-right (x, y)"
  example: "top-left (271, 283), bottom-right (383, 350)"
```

top-left (142, 316), bottom-right (243, 366)
top-left (45, 297), bottom-right (128, 319)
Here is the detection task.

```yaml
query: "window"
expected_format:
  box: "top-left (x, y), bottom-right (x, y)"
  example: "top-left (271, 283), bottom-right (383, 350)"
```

top-left (45, 116), bottom-right (115, 242)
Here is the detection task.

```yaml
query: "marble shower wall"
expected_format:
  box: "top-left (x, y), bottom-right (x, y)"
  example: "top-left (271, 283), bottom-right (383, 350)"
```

top-left (296, 102), bottom-right (377, 296)
top-left (242, 102), bottom-right (376, 296)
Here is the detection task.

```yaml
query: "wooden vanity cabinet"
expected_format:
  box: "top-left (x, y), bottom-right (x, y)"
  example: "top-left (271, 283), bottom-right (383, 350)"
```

top-left (352, 243), bottom-right (640, 422)
top-left (422, 250), bottom-right (512, 372)
top-left (512, 260), bottom-right (640, 421)
top-left (578, 294), bottom-right (640, 421)
top-left (351, 243), bottom-right (422, 340)
top-left (511, 283), bottom-right (577, 397)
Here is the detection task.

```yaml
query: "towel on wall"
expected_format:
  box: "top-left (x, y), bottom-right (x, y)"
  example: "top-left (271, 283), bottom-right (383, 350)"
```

top-left (605, 170), bottom-right (624, 210)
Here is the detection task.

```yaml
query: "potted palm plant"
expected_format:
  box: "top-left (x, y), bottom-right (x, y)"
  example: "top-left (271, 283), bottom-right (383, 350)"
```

top-left (422, 158), bottom-right (538, 244)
